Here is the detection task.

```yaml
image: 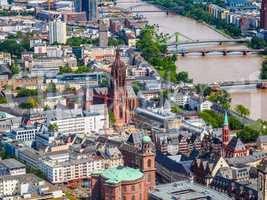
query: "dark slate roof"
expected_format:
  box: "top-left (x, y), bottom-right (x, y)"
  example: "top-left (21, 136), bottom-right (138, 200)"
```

top-left (257, 135), bottom-right (267, 143)
top-left (227, 137), bottom-right (246, 151)
top-left (0, 64), bottom-right (11, 75)
top-left (127, 132), bottom-right (142, 145)
top-left (211, 176), bottom-right (257, 200)
top-left (156, 150), bottom-right (192, 176)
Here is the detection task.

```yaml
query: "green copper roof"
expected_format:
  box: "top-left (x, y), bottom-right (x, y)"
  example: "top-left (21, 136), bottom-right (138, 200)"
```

top-left (102, 167), bottom-right (143, 184)
top-left (142, 135), bottom-right (151, 143)
top-left (224, 111), bottom-right (228, 126)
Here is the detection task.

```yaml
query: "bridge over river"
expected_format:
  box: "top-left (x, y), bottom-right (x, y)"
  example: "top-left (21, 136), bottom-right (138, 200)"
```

top-left (169, 48), bottom-right (264, 56)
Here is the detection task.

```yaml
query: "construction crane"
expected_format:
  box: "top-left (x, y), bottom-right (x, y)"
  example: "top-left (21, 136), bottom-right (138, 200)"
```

top-left (48, 0), bottom-right (51, 11)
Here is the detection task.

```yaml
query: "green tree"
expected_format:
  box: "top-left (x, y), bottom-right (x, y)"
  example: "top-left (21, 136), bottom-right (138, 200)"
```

top-left (260, 60), bottom-right (267, 79)
top-left (10, 63), bottom-right (19, 75)
top-left (48, 123), bottom-right (58, 132)
top-left (0, 97), bottom-right (7, 104)
top-left (47, 82), bottom-right (57, 93)
top-left (194, 84), bottom-right (212, 96)
top-left (234, 104), bottom-right (250, 117)
top-left (132, 81), bottom-right (144, 94)
top-left (16, 88), bottom-right (38, 97)
top-left (19, 97), bottom-right (39, 109)
top-left (66, 37), bottom-right (92, 47)
top-left (108, 37), bottom-right (125, 46)
top-left (109, 111), bottom-right (115, 126)
top-left (176, 71), bottom-right (193, 83)
top-left (59, 65), bottom-right (73, 74)
top-left (171, 105), bottom-right (183, 114)
top-left (208, 90), bottom-right (231, 109)
top-left (248, 36), bottom-right (266, 49)
top-left (75, 65), bottom-right (92, 73)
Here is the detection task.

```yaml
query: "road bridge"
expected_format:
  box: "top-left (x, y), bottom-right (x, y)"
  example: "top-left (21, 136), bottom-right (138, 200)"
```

top-left (169, 48), bottom-right (263, 56)
top-left (168, 39), bottom-right (249, 47)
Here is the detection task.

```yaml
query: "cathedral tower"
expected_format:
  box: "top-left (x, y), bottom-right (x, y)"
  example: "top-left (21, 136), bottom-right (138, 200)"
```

top-left (110, 49), bottom-right (128, 128)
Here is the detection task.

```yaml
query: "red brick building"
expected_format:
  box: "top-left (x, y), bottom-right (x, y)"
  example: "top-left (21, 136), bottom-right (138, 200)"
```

top-left (91, 166), bottom-right (148, 200)
top-left (119, 133), bottom-right (156, 191)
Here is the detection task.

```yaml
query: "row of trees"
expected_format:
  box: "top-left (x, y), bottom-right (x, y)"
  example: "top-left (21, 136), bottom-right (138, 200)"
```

top-left (137, 25), bottom-right (192, 83)
top-left (145, 0), bottom-right (241, 37)
top-left (59, 65), bottom-right (93, 74)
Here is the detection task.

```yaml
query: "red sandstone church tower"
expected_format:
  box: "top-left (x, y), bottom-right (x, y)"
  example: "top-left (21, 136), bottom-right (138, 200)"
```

top-left (110, 49), bottom-right (137, 128)
top-left (223, 111), bottom-right (230, 150)
top-left (261, 0), bottom-right (267, 29)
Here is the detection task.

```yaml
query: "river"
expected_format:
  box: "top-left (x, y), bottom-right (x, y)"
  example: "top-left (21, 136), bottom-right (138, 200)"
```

top-left (117, 0), bottom-right (267, 120)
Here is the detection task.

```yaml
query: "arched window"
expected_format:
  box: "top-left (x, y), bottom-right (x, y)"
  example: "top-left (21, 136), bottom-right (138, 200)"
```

top-left (147, 159), bottom-right (152, 168)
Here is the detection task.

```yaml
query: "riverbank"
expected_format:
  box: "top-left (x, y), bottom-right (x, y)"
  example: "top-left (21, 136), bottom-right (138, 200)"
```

top-left (142, 0), bottom-right (241, 37)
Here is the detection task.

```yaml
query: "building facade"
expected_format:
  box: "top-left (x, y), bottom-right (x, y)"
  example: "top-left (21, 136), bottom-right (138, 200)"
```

top-left (91, 167), bottom-right (148, 200)
top-left (48, 20), bottom-right (67, 44)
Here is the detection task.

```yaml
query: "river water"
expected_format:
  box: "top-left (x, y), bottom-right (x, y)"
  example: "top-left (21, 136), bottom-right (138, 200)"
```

top-left (117, 0), bottom-right (267, 120)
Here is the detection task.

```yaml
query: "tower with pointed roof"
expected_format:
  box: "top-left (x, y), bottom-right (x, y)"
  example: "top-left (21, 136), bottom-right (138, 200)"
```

top-left (223, 111), bottom-right (230, 148)
top-left (109, 49), bottom-right (138, 128)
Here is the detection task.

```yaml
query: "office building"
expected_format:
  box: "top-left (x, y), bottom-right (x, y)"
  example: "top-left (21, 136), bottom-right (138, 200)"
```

top-left (48, 20), bottom-right (67, 44)
top-left (75, 0), bottom-right (97, 21)
top-left (0, 174), bottom-right (63, 199)
top-left (261, 0), bottom-right (267, 29)
top-left (45, 107), bottom-right (108, 135)
top-left (0, 159), bottom-right (26, 176)
top-left (150, 180), bottom-right (232, 200)
top-left (99, 21), bottom-right (108, 48)
top-left (9, 126), bottom-right (39, 142)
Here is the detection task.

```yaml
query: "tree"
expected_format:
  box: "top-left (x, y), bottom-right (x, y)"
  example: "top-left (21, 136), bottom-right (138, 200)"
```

top-left (194, 84), bottom-right (212, 96)
top-left (66, 37), bottom-right (92, 47)
top-left (75, 65), bottom-right (92, 73)
top-left (234, 104), bottom-right (250, 117)
top-left (132, 81), bottom-right (144, 94)
top-left (19, 97), bottom-right (39, 109)
top-left (0, 97), bottom-right (7, 104)
top-left (248, 36), bottom-right (266, 49)
top-left (109, 111), bottom-right (115, 125)
top-left (108, 37), bottom-right (125, 46)
top-left (260, 60), bottom-right (267, 79)
top-left (176, 71), bottom-right (193, 83)
top-left (48, 123), bottom-right (58, 132)
top-left (16, 88), bottom-right (38, 97)
top-left (10, 63), bottom-right (19, 75)
top-left (208, 90), bottom-right (231, 109)
top-left (47, 82), bottom-right (57, 93)
top-left (171, 105), bottom-right (183, 114)
top-left (59, 65), bottom-right (73, 74)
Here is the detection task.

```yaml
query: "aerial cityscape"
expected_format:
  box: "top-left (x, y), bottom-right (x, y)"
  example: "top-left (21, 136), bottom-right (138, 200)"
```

top-left (1, 0), bottom-right (267, 199)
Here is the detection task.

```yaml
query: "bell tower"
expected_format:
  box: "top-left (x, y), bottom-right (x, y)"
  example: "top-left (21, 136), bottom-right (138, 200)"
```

top-left (223, 111), bottom-right (230, 147)
top-left (141, 136), bottom-right (156, 191)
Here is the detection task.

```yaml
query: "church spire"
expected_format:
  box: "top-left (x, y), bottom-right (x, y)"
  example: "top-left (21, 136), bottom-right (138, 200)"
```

top-left (224, 111), bottom-right (229, 126)
top-left (223, 111), bottom-right (230, 150)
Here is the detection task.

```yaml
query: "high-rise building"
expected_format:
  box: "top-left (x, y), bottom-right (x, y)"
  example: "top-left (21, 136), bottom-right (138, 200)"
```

top-left (48, 20), bottom-right (67, 44)
top-left (261, 0), bottom-right (267, 29)
top-left (74, 0), bottom-right (97, 21)
top-left (99, 21), bottom-right (108, 48)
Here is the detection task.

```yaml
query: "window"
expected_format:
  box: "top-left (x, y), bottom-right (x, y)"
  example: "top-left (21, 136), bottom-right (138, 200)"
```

top-left (148, 173), bottom-right (151, 182)
top-left (147, 159), bottom-right (151, 168)
top-left (131, 185), bottom-right (135, 191)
